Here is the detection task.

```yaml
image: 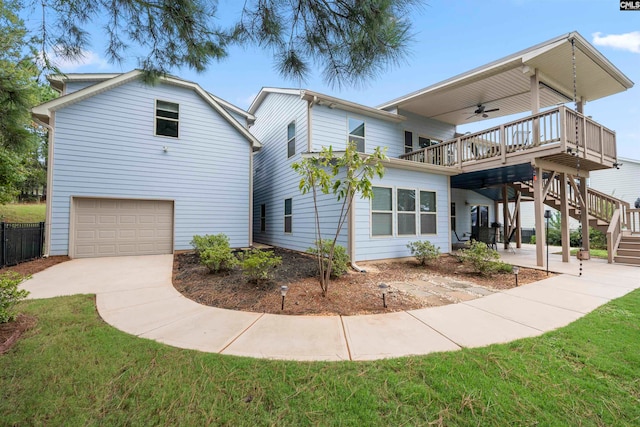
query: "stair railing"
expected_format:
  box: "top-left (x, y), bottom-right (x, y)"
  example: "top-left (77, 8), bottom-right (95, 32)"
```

top-left (606, 208), bottom-right (623, 263)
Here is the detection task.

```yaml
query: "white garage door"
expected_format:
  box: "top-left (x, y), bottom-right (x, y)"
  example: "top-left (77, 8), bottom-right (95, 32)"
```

top-left (72, 198), bottom-right (174, 258)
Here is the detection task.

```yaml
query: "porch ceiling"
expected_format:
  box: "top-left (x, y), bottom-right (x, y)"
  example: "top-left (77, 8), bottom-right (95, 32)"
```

top-left (451, 164), bottom-right (534, 200)
top-left (379, 32), bottom-right (633, 126)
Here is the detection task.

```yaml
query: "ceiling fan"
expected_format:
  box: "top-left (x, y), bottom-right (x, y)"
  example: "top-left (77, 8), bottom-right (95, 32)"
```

top-left (466, 104), bottom-right (500, 120)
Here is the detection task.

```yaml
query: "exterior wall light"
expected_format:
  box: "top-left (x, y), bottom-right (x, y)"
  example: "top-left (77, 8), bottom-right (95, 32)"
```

top-left (163, 146), bottom-right (169, 153)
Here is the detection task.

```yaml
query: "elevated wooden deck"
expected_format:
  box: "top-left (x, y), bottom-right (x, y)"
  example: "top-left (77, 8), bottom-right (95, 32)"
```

top-left (400, 106), bottom-right (617, 173)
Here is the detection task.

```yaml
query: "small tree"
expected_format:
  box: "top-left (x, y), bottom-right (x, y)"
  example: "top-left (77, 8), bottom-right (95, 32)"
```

top-left (292, 142), bottom-right (387, 296)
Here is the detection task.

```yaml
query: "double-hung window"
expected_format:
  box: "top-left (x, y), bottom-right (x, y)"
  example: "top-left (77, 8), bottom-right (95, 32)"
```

top-left (284, 198), bottom-right (292, 233)
top-left (348, 118), bottom-right (365, 152)
top-left (287, 122), bottom-right (296, 158)
top-left (397, 189), bottom-right (416, 235)
top-left (450, 202), bottom-right (456, 231)
top-left (371, 187), bottom-right (392, 236)
top-left (155, 100), bottom-right (179, 138)
top-left (420, 191), bottom-right (437, 234)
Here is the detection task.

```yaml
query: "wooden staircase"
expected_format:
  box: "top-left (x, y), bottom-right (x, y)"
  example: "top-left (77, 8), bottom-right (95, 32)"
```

top-left (512, 179), bottom-right (611, 233)
top-left (615, 234), bottom-right (640, 265)
top-left (511, 176), bottom-right (640, 265)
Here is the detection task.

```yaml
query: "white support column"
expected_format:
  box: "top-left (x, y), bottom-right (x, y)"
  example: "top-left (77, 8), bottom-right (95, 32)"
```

top-left (560, 173), bottom-right (570, 262)
top-left (515, 191), bottom-right (522, 249)
top-left (530, 69), bottom-right (540, 114)
top-left (502, 185), bottom-right (509, 250)
top-left (534, 166), bottom-right (545, 267)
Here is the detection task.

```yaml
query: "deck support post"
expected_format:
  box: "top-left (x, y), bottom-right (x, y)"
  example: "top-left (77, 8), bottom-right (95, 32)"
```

top-left (533, 166), bottom-right (545, 266)
top-left (579, 176), bottom-right (590, 253)
top-left (560, 172), bottom-right (570, 262)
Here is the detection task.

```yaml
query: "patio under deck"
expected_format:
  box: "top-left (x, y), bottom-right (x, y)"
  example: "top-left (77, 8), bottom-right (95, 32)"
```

top-left (399, 105), bottom-right (617, 174)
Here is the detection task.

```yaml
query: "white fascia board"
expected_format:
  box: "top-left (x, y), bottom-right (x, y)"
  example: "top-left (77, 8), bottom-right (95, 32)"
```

top-left (301, 90), bottom-right (406, 123)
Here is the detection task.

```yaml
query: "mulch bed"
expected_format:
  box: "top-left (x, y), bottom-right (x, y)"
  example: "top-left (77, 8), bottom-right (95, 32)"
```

top-left (174, 247), bottom-right (554, 316)
top-left (0, 256), bottom-right (70, 276)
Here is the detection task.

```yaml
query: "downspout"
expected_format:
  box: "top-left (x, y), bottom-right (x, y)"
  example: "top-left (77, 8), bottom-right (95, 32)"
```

top-left (307, 95), bottom-right (315, 152)
top-left (349, 193), bottom-right (366, 273)
top-left (248, 146), bottom-right (254, 248)
top-left (33, 115), bottom-right (54, 257)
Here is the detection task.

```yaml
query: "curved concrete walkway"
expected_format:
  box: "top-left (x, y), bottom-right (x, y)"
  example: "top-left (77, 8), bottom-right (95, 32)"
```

top-left (22, 252), bottom-right (639, 361)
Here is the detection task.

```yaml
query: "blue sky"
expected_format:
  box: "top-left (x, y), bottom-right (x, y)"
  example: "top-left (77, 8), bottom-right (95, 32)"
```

top-left (24, 0), bottom-right (640, 159)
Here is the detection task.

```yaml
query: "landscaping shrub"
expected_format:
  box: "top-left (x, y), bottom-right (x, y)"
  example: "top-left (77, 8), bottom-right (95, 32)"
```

top-left (308, 240), bottom-right (350, 278)
top-left (457, 240), bottom-right (503, 275)
top-left (0, 272), bottom-right (29, 323)
top-left (193, 234), bottom-right (238, 273)
top-left (407, 240), bottom-right (441, 266)
top-left (241, 249), bottom-right (282, 285)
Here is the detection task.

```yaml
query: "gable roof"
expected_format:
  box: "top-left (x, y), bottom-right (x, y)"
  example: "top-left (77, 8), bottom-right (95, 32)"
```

top-left (249, 87), bottom-right (405, 123)
top-left (378, 31), bottom-right (634, 125)
top-left (34, 70), bottom-right (261, 150)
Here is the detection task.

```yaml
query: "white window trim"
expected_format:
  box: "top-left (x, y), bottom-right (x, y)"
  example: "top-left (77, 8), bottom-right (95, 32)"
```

top-left (155, 99), bottom-right (179, 139)
top-left (419, 189), bottom-right (438, 236)
top-left (347, 116), bottom-right (366, 153)
top-left (284, 198), bottom-right (293, 234)
top-left (396, 187), bottom-right (418, 237)
top-left (370, 185), bottom-right (393, 238)
top-left (287, 120), bottom-right (296, 159)
top-left (369, 186), bottom-right (439, 238)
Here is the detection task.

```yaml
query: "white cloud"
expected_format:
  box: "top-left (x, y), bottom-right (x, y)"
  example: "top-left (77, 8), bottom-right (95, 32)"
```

top-left (42, 47), bottom-right (110, 71)
top-left (592, 31), bottom-right (640, 54)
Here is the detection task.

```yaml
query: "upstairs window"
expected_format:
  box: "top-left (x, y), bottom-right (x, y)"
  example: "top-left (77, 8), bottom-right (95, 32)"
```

top-left (348, 118), bottom-right (365, 152)
top-left (156, 100), bottom-right (179, 138)
top-left (287, 122), bottom-right (296, 158)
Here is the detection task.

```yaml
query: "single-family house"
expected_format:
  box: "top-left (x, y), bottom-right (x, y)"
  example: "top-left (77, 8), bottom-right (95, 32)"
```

top-left (32, 70), bottom-right (261, 258)
top-left (249, 32), bottom-right (636, 266)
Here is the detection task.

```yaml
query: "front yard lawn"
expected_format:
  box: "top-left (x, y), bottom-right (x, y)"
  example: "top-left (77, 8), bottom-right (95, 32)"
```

top-left (1, 291), bottom-right (639, 425)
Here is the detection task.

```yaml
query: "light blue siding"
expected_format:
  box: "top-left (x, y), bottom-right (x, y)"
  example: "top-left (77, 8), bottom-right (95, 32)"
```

top-left (65, 81), bottom-right (101, 94)
top-left (354, 168), bottom-right (450, 261)
top-left (399, 110), bottom-right (456, 151)
top-left (311, 106), bottom-right (404, 157)
top-left (251, 92), bottom-right (348, 253)
top-left (50, 79), bottom-right (252, 255)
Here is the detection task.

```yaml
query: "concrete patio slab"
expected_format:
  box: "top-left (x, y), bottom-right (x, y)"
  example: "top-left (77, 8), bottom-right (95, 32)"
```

top-left (464, 293), bottom-right (583, 331)
top-left (222, 314), bottom-right (349, 361)
top-left (140, 308), bottom-right (262, 353)
top-left (342, 311), bottom-right (460, 360)
top-left (409, 304), bottom-right (541, 348)
top-left (503, 280), bottom-right (610, 313)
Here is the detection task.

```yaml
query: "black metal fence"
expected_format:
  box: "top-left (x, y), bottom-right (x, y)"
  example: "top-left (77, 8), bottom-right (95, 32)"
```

top-left (1, 222), bottom-right (45, 267)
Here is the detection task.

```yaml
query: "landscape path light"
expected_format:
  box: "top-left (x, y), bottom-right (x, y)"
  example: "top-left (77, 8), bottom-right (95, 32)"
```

top-left (512, 265), bottom-right (520, 286)
top-left (280, 285), bottom-right (289, 311)
top-left (378, 283), bottom-right (388, 308)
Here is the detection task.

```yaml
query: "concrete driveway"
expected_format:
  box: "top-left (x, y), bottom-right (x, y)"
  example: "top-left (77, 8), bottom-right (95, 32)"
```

top-left (22, 254), bottom-right (640, 361)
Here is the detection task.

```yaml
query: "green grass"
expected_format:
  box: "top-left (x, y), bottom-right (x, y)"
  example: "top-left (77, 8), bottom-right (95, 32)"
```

top-left (552, 248), bottom-right (609, 259)
top-left (0, 203), bottom-right (46, 223)
top-left (2, 292), bottom-right (639, 425)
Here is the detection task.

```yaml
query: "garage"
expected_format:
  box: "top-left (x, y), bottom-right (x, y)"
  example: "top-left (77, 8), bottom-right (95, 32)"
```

top-left (71, 198), bottom-right (174, 258)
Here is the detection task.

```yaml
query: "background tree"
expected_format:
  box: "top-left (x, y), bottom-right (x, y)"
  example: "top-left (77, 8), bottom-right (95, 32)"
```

top-left (35, 0), bottom-right (421, 86)
top-left (292, 142), bottom-right (387, 296)
top-left (0, 0), bottom-right (43, 204)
